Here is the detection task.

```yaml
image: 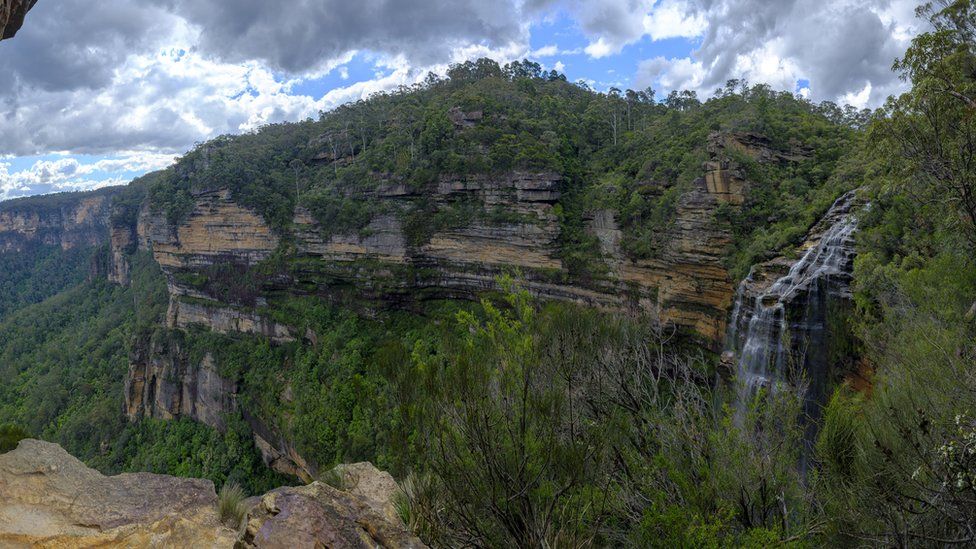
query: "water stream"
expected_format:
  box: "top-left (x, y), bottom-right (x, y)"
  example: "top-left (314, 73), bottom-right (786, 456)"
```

top-left (727, 191), bottom-right (859, 409)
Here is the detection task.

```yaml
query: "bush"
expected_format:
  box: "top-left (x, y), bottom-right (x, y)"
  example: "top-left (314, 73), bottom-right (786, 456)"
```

top-left (0, 424), bottom-right (29, 453)
top-left (218, 482), bottom-right (247, 527)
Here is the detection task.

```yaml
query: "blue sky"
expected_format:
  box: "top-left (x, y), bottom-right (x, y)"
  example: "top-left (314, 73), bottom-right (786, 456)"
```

top-left (0, 0), bottom-right (922, 200)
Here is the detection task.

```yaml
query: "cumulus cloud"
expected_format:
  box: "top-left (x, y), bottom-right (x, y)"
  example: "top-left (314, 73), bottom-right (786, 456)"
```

top-left (528, 0), bottom-right (704, 58)
top-left (148, 0), bottom-right (526, 73)
top-left (0, 152), bottom-right (176, 199)
top-left (635, 0), bottom-right (922, 105)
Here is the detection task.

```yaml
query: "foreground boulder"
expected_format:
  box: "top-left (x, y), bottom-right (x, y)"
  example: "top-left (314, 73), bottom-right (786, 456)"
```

top-left (0, 439), bottom-right (425, 548)
top-left (331, 462), bottom-right (403, 524)
top-left (0, 439), bottom-right (236, 547)
top-left (240, 481), bottom-right (427, 548)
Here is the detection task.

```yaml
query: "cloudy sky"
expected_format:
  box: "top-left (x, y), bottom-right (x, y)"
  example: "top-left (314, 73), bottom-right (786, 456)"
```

top-left (0, 0), bottom-right (923, 199)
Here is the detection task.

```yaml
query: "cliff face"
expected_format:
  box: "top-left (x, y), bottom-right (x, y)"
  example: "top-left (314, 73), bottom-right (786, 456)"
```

top-left (0, 189), bottom-right (118, 253)
top-left (113, 131), bottom-right (790, 480)
top-left (124, 334), bottom-right (237, 432)
top-left (140, 168), bottom-right (739, 347)
top-left (726, 190), bottom-right (860, 408)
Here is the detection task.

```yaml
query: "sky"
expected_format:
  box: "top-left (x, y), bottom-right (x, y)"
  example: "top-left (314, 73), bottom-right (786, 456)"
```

top-left (0, 0), bottom-right (924, 200)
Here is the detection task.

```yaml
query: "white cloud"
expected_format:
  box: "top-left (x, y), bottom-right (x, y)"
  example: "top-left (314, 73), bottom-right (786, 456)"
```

top-left (841, 81), bottom-right (873, 109)
top-left (0, 152), bottom-right (178, 199)
top-left (530, 44), bottom-right (560, 57)
top-left (0, 0), bottom-right (930, 199)
top-left (642, 0), bottom-right (707, 41)
top-left (633, 0), bottom-right (922, 106)
top-left (537, 0), bottom-right (704, 59)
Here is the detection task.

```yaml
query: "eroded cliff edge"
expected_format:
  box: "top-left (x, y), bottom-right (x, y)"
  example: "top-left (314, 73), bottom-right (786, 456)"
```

top-left (0, 187), bottom-right (119, 253)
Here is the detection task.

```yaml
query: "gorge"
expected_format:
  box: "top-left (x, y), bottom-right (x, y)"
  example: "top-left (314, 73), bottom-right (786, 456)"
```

top-left (2, 39), bottom-right (972, 545)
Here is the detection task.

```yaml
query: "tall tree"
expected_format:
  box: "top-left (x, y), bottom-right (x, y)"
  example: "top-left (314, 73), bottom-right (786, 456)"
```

top-left (877, 0), bottom-right (976, 245)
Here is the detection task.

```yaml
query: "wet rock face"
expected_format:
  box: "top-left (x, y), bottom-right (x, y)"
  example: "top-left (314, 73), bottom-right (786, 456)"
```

top-left (0, 0), bottom-right (36, 40)
top-left (728, 191), bottom-right (860, 402)
top-left (0, 439), bottom-right (237, 547)
top-left (0, 191), bottom-right (116, 253)
top-left (240, 482), bottom-right (426, 549)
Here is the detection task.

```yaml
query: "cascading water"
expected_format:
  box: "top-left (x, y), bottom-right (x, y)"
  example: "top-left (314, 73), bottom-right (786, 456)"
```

top-left (727, 191), bottom-right (859, 411)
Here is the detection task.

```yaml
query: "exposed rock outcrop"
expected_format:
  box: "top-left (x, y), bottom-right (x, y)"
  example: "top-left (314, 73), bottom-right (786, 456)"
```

top-left (125, 335), bottom-right (237, 432)
top-left (140, 169), bottom-right (738, 345)
top-left (0, 0), bottom-right (36, 40)
top-left (240, 481), bottom-right (425, 549)
top-left (0, 439), bottom-right (424, 548)
top-left (702, 131), bottom-right (811, 205)
top-left (167, 299), bottom-right (294, 343)
top-left (150, 189), bottom-right (280, 270)
top-left (0, 439), bottom-right (237, 547)
top-left (117, 132), bottom-right (796, 485)
top-left (0, 188), bottom-right (118, 253)
top-left (331, 462), bottom-right (403, 524)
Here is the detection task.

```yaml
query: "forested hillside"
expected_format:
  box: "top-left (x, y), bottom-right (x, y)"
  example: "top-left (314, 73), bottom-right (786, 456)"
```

top-left (0, 1), bottom-right (974, 546)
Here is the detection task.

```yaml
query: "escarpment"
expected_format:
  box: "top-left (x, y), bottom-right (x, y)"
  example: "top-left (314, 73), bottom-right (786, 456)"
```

top-left (0, 188), bottom-right (118, 253)
top-left (104, 130), bottom-right (812, 480)
top-left (136, 165), bottom-right (742, 348)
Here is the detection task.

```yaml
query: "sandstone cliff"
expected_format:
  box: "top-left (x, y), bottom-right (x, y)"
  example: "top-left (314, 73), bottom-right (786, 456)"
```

top-left (111, 131), bottom-right (796, 482)
top-left (0, 188), bottom-right (119, 254)
top-left (140, 168), bottom-right (739, 347)
top-left (0, 439), bottom-right (425, 548)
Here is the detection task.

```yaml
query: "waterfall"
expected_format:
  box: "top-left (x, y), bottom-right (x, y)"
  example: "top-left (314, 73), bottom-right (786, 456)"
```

top-left (728, 191), bottom-right (859, 408)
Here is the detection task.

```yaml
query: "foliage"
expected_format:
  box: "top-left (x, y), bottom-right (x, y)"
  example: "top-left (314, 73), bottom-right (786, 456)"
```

top-left (218, 482), bottom-right (247, 527)
top-left (814, 2), bottom-right (976, 544)
top-left (0, 186), bottom-right (121, 217)
top-left (0, 252), bottom-right (284, 494)
top-left (0, 423), bottom-right (28, 453)
top-left (0, 244), bottom-right (93, 320)
top-left (140, 56), bottom-right (858, 279)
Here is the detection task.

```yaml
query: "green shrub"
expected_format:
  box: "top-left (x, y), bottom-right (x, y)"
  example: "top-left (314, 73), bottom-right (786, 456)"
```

top-left (218, 482), bottom-right (247, 527)
top-left (0, 424), bottom-right (29, 453)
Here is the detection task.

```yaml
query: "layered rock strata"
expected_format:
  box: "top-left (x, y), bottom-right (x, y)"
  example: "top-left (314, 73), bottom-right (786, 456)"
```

top-left (0, 189), bottom-right (118, 253)
top-left (117, 131), bottom-right (800, 482)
